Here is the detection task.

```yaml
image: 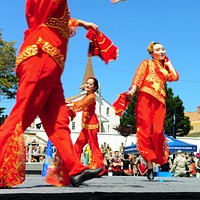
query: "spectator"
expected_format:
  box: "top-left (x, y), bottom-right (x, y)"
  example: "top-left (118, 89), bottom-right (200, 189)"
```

top-left (100, 142), bottom-right (110, 154)
top-left (111, 151), bottom-right (123, 176)
top-left (31, 155), bottom-right (37, 163)
top-left (32, 145), bottom-right (39, 162)
top-left (39, 155), bottom-right (45, 163)
top-left (103, 142), bottom-right (107, 149)
top-left (129, 154), bottom-right (137, 176)
top-left (106, 144), bottom-right (112, 153)
top-left (26, 145), bottom-right (30, 162)
top-left (190, 160), bottom-right (197, 177)
top-left (119, 142), bottom-right (124, 154)
top-left (195, 156), bottom-right (200, 178)
top-left (108, 151), bottom-right (113, 161)
top-left (100, 144), bottom-right (105, 153)
top-left (160, 157), bottom-right (172, 172)
top-left (122, 153), bottom-right (132, 176)
top-left (171, 150), bottom-right (188, 177)
top-left (186, 160), bottom-right (192, 177)
top-left (195, 149), bottom-right (200, 159)
top-left (102, 152), bottom-right (111, 175)
top-left (137, 155), bottom-right (148, 176)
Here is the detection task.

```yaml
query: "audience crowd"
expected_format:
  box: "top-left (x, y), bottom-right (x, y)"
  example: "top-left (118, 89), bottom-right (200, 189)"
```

top-left (25, 138), bottom-right (200, 178)
top-left (99, 142), bottom-right (200, 178)
top-left (26, 138), bottom-right (46, 163)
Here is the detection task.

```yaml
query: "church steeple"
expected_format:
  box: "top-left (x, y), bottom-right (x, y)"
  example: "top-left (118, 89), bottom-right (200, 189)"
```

top-left (80, 57), bottom-right (95, 90)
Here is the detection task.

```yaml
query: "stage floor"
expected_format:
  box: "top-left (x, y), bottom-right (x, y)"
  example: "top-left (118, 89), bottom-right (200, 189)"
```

top-left (0, 175), bottom-right (200, 199)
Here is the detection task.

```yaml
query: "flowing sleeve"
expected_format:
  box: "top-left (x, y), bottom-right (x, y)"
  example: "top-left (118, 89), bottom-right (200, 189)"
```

top-left (73, 93), bottom-right (96, 113)
top-left (68, 18), bottom-right (78, 37)
top-left (167, 69), bottom-right (179, 82)
top-left (131, 60), bottom-right (148, 88)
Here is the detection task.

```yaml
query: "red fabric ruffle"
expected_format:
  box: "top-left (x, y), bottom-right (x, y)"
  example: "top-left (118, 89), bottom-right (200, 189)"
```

top-left (112, 92), bottom-right (131, 116)
top-left (86, 29), bottom-right (118, 64)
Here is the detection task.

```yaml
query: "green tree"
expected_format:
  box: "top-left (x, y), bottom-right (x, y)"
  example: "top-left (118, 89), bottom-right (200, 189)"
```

top-left (119, 92), bottom-right (137, 134)
top-left (0, 30), bottom-right (18, 123)
top-left (114, 92), bottom-right (137, 137)
top-left (0, 31), bottom-right (18, 101)
top-left (165, 86), bottom-right (191, 137)
top-left (0, 107), bottom-right (7, 125)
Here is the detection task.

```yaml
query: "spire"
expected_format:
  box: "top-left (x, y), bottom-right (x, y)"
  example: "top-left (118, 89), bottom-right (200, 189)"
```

top-left (80, 57), bottom-right (95, 90)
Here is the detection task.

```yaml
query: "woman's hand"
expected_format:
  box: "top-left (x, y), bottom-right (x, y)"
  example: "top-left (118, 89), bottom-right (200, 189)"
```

top-left (78, 20), bottom-right (98, 31)
top-left (164, 60), bottom-right (178, 77)
top-left (128, 84), bottom-right (137, 100)
top-left (164, 60), bottom-right (173, 69)
top-left (127, 93), bottom-right (133, 102)
top-left (66, 102), bottom-right (74, 110)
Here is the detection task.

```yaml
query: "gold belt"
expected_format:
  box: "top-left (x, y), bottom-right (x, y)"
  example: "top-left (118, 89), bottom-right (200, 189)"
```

top-left (15, 37), bottom-right (65, 69)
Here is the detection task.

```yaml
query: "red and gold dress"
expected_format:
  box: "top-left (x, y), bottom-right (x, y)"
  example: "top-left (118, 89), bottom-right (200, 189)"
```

top-left (0, 0), bottom-right (88, 187)
top-left (131, 59), bottom-right (179, 165)
top-left (73, 92), bottom-right (104, 170)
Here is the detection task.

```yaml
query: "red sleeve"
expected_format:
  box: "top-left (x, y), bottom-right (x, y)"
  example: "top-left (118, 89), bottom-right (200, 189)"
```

top-left (25, 0), bottom-right (65, 29)
top-left (73, 93), bottom-right (96, 113)
top-left (167, 69), bottom-right (179, 82)
top-left (131, 60), bottom-right (148, 88)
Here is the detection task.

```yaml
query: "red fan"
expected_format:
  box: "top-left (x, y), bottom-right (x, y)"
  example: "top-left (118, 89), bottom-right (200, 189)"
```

top-left (165, 56), bottom-right (169, 62)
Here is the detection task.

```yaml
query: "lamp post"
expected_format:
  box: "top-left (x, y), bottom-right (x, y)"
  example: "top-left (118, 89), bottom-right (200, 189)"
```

top-left (172, 112), bottom-right (176, 139)
top-left (98, 83), bottom-right (102, 133)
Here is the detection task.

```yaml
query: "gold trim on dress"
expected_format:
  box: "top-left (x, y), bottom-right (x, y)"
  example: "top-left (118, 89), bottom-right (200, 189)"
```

top-left (141, 86), bottom-right (165, 105)
top-left (38, 37), bottom-right (65, 68)
top-left (0, 121), bottom-right (26, 187)
top-left (15, 45), bottom-right (38, 67)
top-left (45, 6), bottom-right (70, 38)
top-left (100, 43), bottom-right (113, 53)
top-left (45, 6), bottom-right (78, 38)
top-left (82, 123), bottom-right (98, 130)
top-left (15, 37), bottom-right (65, 69)
top-left (15, 6), bottom-right (78, 69)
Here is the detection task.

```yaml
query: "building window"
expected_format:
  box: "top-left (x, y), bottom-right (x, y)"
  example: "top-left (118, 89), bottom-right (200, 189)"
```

top-left (72, 122), bottom-right (76, 130)
top-left (106, 107), bottom-right (110, 116)
top-left (36, 123), bottom-right (42, 130)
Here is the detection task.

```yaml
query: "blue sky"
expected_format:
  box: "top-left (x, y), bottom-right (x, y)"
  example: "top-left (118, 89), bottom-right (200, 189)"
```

top-left (1, 0), bottom-right (200, 114)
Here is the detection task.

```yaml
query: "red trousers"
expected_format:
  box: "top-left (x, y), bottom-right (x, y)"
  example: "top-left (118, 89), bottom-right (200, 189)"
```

top-left (0, 53), bottom-right (88, 187)
top-left (135, 92), bottom-right (168, 165)
top-left (74, 128), bottom-right (104, 169)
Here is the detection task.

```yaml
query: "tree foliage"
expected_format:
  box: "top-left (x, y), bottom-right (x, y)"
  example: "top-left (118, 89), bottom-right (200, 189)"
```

top-left (114, 91), bottom-right (138, 137)
top-left (0, 107), bottom-right (7, 125)
top-left (116, 85), bottom-right (191, 138)
top-left (165, 86), bottom-right (191, 137)
top-left (0, 31), bottom-right (18, 100)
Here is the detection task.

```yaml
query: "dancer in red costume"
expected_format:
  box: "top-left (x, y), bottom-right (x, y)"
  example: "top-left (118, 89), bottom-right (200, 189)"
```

top-left (67, 77), bottom-right (105, 176)
top-left (128, 42), bottom-right (179, 180)
top-left (0, 0), bottom-right (103, 188)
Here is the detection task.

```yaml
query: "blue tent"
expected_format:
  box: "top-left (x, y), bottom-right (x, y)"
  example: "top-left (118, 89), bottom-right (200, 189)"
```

top-left (123, 135), bottom-right (197, 154)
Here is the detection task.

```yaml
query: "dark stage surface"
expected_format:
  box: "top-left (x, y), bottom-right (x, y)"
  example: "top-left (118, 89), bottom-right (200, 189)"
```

top-left (0, 175), bottom-right (200, 199)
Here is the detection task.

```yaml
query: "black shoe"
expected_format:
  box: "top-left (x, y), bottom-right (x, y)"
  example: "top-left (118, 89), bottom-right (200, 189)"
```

top-left (147, 169), bottom-right (154, 181)
top-left (0, 186), bottom-right (11, 189)
top-left (70, 167), bottom-right (103, 187)
top-left (97, 168), bottom-right (106, 178)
